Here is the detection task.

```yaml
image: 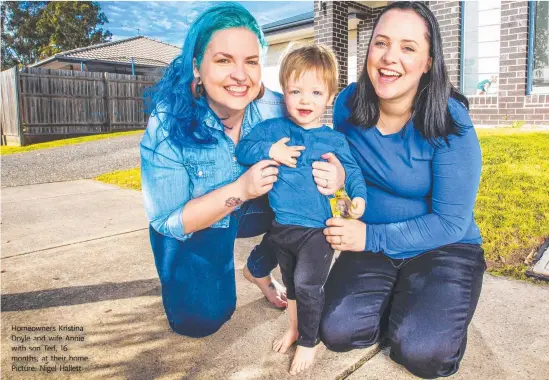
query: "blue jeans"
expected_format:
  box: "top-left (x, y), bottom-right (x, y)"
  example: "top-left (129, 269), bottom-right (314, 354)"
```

top-left (149, 195), bottom-right (277, 337)
top-left (320, 243), bottom-right (486, 379)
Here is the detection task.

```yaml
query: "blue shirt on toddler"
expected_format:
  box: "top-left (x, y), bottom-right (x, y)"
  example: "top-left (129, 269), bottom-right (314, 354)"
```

top-left (236, 117), bottom-right (368, 229)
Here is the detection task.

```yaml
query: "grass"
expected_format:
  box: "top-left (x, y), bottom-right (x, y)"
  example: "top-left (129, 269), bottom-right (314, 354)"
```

top-left (475, 129), bottom-right (549, 280)
top-left (95, 168), bottom-right (141, 191)
top-left (95, 128), bottom-right (549, 281)
top-left (0, 130), bottom-right (144, 156)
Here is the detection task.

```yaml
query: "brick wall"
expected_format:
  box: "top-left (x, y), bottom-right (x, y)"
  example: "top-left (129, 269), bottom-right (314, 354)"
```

top-left (357, 7), bottom-right (383, 74)
top-left (314, 0), bottom-right (349, 122)
top-left (427, 1), bottom-right (461, 86)
top-left (312, 0), bottom-right (548, 126)
top-left (430, 0), bottom-right (548, 126)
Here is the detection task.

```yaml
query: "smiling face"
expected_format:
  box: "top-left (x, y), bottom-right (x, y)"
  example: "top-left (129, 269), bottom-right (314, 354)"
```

top-left (283, 69), bottom-right (334, 129)
top-left (195, 28), bottom-right (262, 117)
top-left (367, 9), bottom-right (432, 105)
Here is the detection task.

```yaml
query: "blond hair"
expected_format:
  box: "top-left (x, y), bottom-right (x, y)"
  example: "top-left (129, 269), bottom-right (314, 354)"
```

top-left (279, 45), bottom-right (339, 96)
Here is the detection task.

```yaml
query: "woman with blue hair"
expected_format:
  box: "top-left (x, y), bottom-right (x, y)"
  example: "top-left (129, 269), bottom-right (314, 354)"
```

top-left (140, 2), bottom-right (342, 337)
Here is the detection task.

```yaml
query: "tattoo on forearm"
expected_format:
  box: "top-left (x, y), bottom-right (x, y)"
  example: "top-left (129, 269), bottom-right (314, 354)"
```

top-left (225, 197), bottom-right (243, 207)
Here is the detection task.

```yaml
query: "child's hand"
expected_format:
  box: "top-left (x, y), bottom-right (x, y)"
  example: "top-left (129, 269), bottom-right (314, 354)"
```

top-left (348, 197), bottom-right (366, 219)
top-left (269, 137), bottom-right (305, 168)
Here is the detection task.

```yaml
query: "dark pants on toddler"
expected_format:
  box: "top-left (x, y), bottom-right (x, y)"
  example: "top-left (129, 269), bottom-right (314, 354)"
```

top-left (265, 221), bottom-right (334, 348)
top-left (320, 243), bottom-right (486, 379)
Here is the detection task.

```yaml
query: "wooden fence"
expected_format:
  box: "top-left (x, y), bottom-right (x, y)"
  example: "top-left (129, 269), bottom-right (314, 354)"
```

top-left (0, 67), bottom-right (21, 145)
top-left (0, 67), bottom-right (160, 145)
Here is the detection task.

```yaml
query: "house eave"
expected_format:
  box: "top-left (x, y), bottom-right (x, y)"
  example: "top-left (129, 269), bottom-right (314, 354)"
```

top-left (30, 56), bottom-right (166, 69)
top-left (263, 18), bottom-right (314, 35)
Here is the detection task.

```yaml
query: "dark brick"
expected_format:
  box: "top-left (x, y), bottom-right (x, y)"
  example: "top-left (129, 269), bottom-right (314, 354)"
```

top-left (501, 34), bottom-right (518, 42)
top-left (499, 97), bottom-right (516, 103)
top-left (507, 77), bottom-right (527, 85)
top-left (501, 102), bottom-right (524, 109)
top-left (506, 90), bottom-right (527, 96)
top-left (475, 114), bottom-right (491, 121)
top-left (478, 108), bottom-right (499, 114)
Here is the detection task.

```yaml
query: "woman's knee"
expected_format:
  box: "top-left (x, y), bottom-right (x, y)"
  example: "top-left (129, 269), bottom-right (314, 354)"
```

top-left (320, 310), bottom-right (381, 352)
top-left (390, 335), bottom-right (464, 379)
top-left (167, 312), bottom-right (235, 338)
top-left (165, 301), bottom-right (236, 338)
top-left (161, 280), bottom-right (237, 338)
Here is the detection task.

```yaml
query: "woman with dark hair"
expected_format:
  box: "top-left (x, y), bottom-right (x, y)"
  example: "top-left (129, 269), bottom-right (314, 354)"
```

top-left (320, 2), bottom-right (485, 378)
top-left (140, 3), bottom-right (342, 338)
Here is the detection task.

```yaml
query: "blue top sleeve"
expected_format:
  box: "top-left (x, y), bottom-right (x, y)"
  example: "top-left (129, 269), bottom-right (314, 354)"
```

top-left (366, 101), bottom-right (482, 255)
top-left (334, 134), bottom-right (368, 201)
top-left (140, 114), bottom-right (194, 242)
top-left (236, 119), bottom-right (285, 165)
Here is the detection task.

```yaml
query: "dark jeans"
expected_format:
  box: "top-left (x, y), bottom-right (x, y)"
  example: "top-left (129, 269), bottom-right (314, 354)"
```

top-left (265, 222), bottom-right (334, 347)
top-left (149, 195), bottom-right (277, 338)
top-left (320, 243), bottom-right (486, 379)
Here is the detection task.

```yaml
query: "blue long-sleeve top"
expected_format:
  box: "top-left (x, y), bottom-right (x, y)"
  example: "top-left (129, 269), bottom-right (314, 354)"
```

top-left (236, 117), bottom-right (368, 229)
top-left (335, 83), bottom-right (483, 259)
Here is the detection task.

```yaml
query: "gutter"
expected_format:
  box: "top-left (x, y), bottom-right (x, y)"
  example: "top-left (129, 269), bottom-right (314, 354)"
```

top-left (263, 17), bottom-right (313, 35)
top-left (29, 56), bottom-right (169, 68)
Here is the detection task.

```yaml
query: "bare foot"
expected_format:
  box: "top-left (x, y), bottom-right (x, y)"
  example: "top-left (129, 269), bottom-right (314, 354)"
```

top-left (243, 265), bottom-right (288, 308)
top-left (272, 327), bottom-right (299, 354)
top-left (289, 345), bottom-right (318, 375)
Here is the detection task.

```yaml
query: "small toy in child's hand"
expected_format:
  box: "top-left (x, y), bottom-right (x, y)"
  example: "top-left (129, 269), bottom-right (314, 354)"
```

top-left (330, 189), bottom-right (353, 218)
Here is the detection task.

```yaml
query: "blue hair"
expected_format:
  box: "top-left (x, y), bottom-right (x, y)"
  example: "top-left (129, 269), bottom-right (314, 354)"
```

top-left (147, 2), bottom-right (267, 146)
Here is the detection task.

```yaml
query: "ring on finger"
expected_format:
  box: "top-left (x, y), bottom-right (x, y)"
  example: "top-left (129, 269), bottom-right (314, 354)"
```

top-left (261, 169), bottom-right (266, 178)
top-left (324, 178), bottom-right (329, 188)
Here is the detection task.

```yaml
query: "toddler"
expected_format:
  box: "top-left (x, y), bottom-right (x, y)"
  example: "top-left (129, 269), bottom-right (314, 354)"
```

top-left (236, 45), bottom-right (367, 375)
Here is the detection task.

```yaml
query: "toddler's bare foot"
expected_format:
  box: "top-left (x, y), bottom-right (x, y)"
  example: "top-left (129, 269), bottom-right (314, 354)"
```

top-left (243, 265), bottom-right (288, 308)
top-left (289, 345), bottom-right (318, 375)
top-left (272, 327), bottom-right (299, 354)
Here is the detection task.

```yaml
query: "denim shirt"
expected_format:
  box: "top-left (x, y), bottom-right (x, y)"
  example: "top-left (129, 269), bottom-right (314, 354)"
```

top-left (140, 88), bottom-right (286, 241)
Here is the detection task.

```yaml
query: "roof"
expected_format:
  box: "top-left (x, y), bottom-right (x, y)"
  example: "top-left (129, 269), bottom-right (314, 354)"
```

top-left (30, 36), bottom-right (180, 67)
top-left (262, 12), bottom-right (314, 34)
top-left (262, 6), bottom-right (373, 36)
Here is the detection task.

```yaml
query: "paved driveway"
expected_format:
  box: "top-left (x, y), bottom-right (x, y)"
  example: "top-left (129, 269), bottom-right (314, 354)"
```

top-left (1, 134), bottom-right (142, 188)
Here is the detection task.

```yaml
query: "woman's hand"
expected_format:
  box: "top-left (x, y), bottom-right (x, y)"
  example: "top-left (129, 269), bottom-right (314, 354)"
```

top-left (237, 160), bottom-right (280, 201)
top-left (323, 217), bottom-right (366, 252)
top-left (312, 153), bottom-right (345, 195)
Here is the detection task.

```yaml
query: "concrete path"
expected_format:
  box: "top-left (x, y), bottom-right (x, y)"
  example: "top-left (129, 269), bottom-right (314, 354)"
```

top-left (532, 246), bottom-right (549, 278)
top-left (2, 180), bottom-right (548, 380)
top-left (1, 134), bottom-right (142, 188)
top-left (348, 275), bottom-right (549, 380)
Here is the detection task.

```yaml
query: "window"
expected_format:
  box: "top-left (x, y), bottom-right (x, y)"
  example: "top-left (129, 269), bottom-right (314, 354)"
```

top-left (461, 1), bottom-right (501, 95)
top-left (529, 1), bottom-right (549, 93)
top-left (348, 29), bottom-right (357, 84)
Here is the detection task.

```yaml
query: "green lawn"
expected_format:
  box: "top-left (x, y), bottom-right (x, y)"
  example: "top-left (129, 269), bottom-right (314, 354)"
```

top-left (95, 128), bottom-right (549, 280)
top-left (475, 129), bottom-right (549, 280)
top-left (95, 168), bottom-right (142, 191)
top-left (0, 130), bottom-right (144, 155)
